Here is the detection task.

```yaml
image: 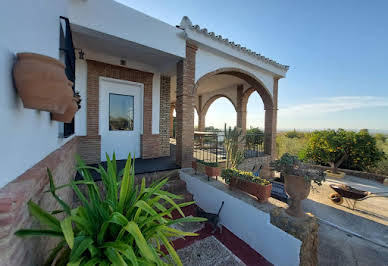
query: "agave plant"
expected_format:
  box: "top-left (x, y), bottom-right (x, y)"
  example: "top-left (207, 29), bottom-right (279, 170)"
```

top-left (15, 153), bottom-right (206, 265)
top-left (224, 124), bottom-right (245, 169)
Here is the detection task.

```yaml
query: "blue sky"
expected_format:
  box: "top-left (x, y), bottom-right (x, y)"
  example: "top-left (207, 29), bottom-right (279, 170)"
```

top-left (118, 0), bottom-right (388, 131)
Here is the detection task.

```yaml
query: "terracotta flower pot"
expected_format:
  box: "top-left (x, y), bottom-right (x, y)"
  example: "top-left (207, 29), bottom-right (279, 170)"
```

top-left (230, 177), bottom-right (272, 202)
top-left (284, 175), bottom-right (311, 217)
top-left (13, 53), bottom-right (73, 114)
top-left (192, 161), bottom-right (197, 174)
top-left (205, 165), bottom-right (221, 177)
top-left (51, 99), bottom-right (78, 123)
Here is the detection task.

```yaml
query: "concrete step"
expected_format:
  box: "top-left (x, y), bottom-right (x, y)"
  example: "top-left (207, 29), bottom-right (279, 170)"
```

top-left (162, 179), bottom-right (187, 194)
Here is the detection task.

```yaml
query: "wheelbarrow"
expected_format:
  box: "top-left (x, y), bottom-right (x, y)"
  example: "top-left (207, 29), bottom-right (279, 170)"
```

top-left (329, 184), bottom-right (388, 210)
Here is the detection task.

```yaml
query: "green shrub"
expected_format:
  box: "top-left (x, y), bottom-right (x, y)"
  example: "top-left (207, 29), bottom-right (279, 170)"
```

top-left (15, 154), bottom-right (206, 265)
top-left (304, 129), bottom-right (385, 172)
top-left (270, 153), bottom-right (325, 186)
top-left (197, 160), bottom-right (219, 168)
top-left (221, 168), bottom-right (270, 186)
top-left (246, 127), bottom-right (264, 148)
top-left (284, 129), bottom-right (305, 139)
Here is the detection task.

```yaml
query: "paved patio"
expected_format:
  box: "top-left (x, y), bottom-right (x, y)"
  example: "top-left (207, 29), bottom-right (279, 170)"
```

top-left (302, 175), bottom-right (388, 265)
top-left (168, 205), bottom-right (272, 266)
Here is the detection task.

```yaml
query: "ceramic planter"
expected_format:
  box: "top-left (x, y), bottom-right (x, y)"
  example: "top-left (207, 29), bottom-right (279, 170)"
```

top-left (51, 99), bottom-right (78, 123)
top-left (324, 170), bottom-right (345, 178)
top-left (284, 175), bottom-right (311, 217)
top-left (13, 53), bottom-right (73, 114)
top-left (230, 177), bottom-right (272, 202)
top-left (192, 161), bottom-right (197, 174)
top-left (205, 165), bottom-right (221, 177)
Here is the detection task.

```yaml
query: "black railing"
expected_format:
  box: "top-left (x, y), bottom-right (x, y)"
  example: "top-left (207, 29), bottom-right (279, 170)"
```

top-left (193, 131), bottom-right (266, 163)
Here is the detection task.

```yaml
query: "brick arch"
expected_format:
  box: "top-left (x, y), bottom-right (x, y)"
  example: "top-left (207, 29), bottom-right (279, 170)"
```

top-left (241, 87), bottom-right (266, 113)
top-left (201, 94), bottom-right (237, 119)
top-left (194, 67), bottom-right (274, 110)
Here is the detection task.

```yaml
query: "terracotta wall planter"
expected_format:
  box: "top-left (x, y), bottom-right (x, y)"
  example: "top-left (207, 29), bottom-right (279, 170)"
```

top-left (284, 175), bottom-right (311, 217)
top-left (13, 53), bottom-right (73, 114)
top-left (230, 177), bottom-right (272, 202)
top-left (51, 99), bottom-right (78, 123)
top-left (205, 165), bottom-right (221, 177)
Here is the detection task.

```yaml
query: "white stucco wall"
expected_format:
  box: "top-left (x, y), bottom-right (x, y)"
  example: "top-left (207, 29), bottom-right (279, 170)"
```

top-left (180, 170), bottom-right (301, 266)
top-left (75, 59), bottom-right (87, 136)
top-left (0, 0), bottom-right (71, 188)
top-left (195, 46), bottom-right (275, 96)
top-left (152, 73), bottom-right (161, 134)
top-left (68, 0), bottom-right (185, 58)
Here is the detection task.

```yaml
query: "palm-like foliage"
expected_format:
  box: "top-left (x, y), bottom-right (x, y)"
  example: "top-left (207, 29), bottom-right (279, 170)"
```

top-left (15, 153), bottom-right (206, 265)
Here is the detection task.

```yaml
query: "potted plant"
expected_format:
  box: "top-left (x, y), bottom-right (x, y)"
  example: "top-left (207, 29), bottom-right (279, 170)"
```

top-left (270, 153), bottom-right (325, 217)
top-left (51, 91), bottom-right (81, 123)
top-left (13, 53), bottom-right (74, 114)
top-left (15, 153), bottom-right (206, 265)
top-left (197, 160), bottom-right (221, 181)
top-left (192, 160), bottom-right (198, 174)
top-left (222, 168), bottom-right (272, 202)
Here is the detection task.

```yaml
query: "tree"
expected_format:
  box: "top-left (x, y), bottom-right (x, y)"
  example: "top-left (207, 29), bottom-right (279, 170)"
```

top-left (375, 133), bottom-right (387, 143)
top-left (304, 129), bottom-right (385, 173)
top-left (285, 129), bottom-right (304, 139)
top-left (246, 127), bottom-right (264, 149)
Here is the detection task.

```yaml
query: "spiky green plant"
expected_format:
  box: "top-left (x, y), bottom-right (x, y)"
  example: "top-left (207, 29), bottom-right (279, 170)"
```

top-left (224, 124), bottom-right (245, 169)
top-left (15, 153), bottom-right (206, 265)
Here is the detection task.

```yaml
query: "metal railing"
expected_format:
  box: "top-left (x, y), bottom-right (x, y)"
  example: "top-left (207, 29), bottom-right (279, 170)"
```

top-left (193, 131), bottom-right (266, 163)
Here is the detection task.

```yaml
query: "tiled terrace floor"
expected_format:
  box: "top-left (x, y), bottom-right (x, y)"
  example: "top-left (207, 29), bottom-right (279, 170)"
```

top-left (169, 205), bottom-right (272, 266)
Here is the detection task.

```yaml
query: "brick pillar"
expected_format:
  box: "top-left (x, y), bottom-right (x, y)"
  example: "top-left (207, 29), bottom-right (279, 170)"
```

top-left (170, 104), bottom-right (175, 138)
top-left (236, 84), bottom-right (246, 150)
top-left (176, 43), bottom-right (197, 167)
top-left (264, 78), bottom-right (279, 159)
top-left (159, 76), bottom-right (171, 156)
top-left (198, 95), bottom-right (205, 131)
top-left (236, 84), bottom-right (246, 134)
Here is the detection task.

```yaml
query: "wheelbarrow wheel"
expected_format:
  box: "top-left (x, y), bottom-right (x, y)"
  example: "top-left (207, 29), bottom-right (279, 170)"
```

top-left (329, 193), bottom-right (343, 205)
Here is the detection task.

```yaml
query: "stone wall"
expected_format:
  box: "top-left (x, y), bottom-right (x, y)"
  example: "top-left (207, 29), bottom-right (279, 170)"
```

top-left (237, 155), bottom-right (272, 177)
top-left (310, 164), bottom-right (387, 183)
top-left (0, 137), bottom-right (79, 265)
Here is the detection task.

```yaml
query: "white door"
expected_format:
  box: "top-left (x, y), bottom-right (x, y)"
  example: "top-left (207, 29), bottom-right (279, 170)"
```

top-left (99, 78), bottom-right (143, 160)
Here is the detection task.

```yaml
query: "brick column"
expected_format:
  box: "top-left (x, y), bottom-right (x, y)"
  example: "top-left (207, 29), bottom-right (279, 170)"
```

top-left (169, 104), bottom-right (175, 138)
top-left (159, 76), bottom-right (171, 156)
top-left (236, 84), bottom-right (246, 135)
top-left (198, 95), bottom-right (205, 131)
top-left (264, 78), bottom-right (279, 159)
top-left (176, 43), bottom-right (197, 167)
top-left (236, 84), bottom-right (246, 150)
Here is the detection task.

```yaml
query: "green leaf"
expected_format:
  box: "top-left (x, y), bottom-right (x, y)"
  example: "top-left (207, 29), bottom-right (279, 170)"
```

top-left (69, 236), bottom-right (94, 262)
top-left (157, 231), bottom-right (182, 266)
top-left (60, 216), bottom-right (74, 249)
top-left (83, 258), bottom-right (102, 266)
top-left (67, 257), bottom-right (83, 266)
top-left (43, 239), bottom-right (66, 266)
top-left (27, 200), bottom-right (61, 230)
top-left (105, 247), bottom-right (127, 266)
top-left (15, 229), bottom-right (63, 237)
top-left (123, 222), bottom-right (157, 262)
top-left (119, 154), bottom-right (133, 212)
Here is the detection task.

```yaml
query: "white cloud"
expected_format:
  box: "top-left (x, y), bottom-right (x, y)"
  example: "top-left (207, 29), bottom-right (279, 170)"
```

top-left (280, 96), bottom-right (388, 116)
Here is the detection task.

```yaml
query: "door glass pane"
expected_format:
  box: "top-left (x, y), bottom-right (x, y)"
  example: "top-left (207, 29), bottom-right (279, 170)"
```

top-left (109, 93), bottom-right (134, 131)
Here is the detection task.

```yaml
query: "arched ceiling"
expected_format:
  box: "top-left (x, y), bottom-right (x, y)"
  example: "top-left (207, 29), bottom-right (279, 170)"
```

top-left (170, 74), bottom-right (249, 101)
